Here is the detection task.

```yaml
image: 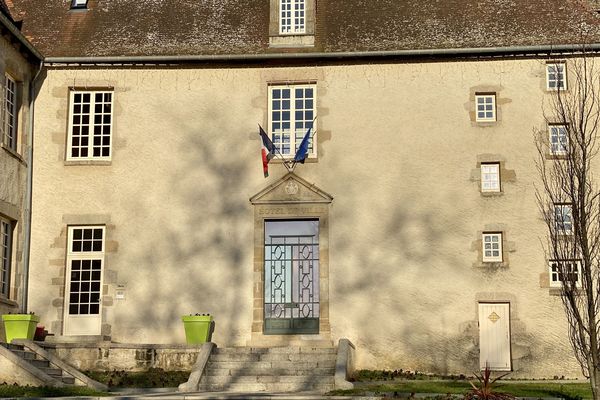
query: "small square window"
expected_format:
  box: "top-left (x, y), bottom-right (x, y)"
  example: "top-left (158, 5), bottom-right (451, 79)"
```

top-left (547, 63), bottom-right (567, 91)
top-left (549, 125), bottom-right (568, 155)
top-left (482, 232), bottom-right (502, 262)
top-left (71, 0), bottom-right (88, 8)
top-left (549, 260), bottom-right (581, 288)
top-left (475, 94), bottom-right (496, 122)
top-left (481, 163), bottom-right (500, 192)
top-left (554, 204), bottom-right (573, 234)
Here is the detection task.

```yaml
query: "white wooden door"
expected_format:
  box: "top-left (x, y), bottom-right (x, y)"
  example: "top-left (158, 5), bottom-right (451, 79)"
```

top-left (63, 226), bottom-right (104, 336)
top-left (478, 302), bottom-right (511, 371)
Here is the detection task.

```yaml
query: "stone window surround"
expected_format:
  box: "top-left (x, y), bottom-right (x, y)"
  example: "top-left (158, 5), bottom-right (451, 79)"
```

top-left (468, 86), bottom-right (508, 126)
top-left (264, 78), bottom-right (322, 164)
top-left (471, 155), bottom-right (516, 196)
top-left (472, 224), bottom-right (515, 268)
top-left (48, 214), bottom-right (117, 339)
top-left (250, 204), bottom-right (331, 345)
top-left (269, 0), bottom-right (316, 48)
top-left (540, 257), bottom-right (584, 296)
top-left (249, 174), bottom-right (333, 346)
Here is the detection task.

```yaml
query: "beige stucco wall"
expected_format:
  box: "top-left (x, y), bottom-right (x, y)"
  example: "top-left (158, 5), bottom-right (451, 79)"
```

top-left (29, 58), bottom-right (581, 378)
top-left (0, 32), bottom-right (36, 335)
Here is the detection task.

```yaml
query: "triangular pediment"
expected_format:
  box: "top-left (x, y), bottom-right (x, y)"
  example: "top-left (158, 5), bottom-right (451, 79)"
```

top-left (250, 173), bottom-right (333, 204)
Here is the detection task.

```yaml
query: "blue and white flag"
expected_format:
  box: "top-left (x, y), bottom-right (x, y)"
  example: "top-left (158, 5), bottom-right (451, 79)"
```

top-left (293, 126), bottom-right (312, 164)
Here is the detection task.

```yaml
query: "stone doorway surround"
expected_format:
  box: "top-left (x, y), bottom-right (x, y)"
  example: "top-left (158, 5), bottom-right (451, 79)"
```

top-left (249, 173), bottom-right (333, 347)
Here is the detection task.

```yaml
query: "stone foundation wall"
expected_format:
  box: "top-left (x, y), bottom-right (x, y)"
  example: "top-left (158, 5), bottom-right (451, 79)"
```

top-left (42, 343), bottom-right (201, 372)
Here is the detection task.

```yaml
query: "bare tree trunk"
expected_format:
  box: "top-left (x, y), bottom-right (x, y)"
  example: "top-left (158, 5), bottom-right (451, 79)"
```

top-left (535, 53), bottom-right (600, 398)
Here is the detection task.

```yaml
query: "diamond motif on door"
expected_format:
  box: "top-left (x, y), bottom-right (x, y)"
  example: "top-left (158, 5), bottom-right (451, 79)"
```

top-left (488, 311), bottom-right (500, 323)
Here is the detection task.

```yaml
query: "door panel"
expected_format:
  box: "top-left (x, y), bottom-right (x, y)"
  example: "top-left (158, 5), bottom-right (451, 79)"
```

top-left (63, 226), bottom-right (104, 336)
top-left (479, 302), bottom-right (511, 371)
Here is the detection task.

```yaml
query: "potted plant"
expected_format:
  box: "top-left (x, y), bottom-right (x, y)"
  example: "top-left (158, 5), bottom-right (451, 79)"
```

top-left (2, 312), bottom-right (40, 343)
top-left (181, 313), bottom-right (214, 344)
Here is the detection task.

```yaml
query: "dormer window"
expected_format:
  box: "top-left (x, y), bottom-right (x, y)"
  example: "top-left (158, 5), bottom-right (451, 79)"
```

top-left (71, 0), bottom-right (88, 9)
top-left (280, 0), bottom-right (305, 34)
top-left (269, 0), bottom-right (315, 48)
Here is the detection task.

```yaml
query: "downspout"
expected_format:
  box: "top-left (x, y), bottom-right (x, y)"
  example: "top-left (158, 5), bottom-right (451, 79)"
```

top-left (21, 60), bottom-right (44, 313)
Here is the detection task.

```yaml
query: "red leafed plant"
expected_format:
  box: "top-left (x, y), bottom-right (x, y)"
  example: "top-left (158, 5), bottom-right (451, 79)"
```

top-left (464, 366), bottom-right (515, 400)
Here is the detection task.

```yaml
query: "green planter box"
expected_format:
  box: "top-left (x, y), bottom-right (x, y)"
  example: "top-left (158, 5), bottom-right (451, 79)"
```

top-left (2, 314), bottom-right (40, 343)
top-left (182, 315), bottom-right (213, 344)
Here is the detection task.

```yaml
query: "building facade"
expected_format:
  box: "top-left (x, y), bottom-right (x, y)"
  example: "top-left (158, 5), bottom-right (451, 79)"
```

top-left (8, 0), bottom-right (600, 378)
top-left (0, 0), bottom-right (42, 328)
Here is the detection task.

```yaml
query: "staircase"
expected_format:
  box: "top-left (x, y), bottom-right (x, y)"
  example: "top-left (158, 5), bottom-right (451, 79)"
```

top-left (0, 340), bottom-right (107, 389)
top-left (198, 346), bottom-right (337, 392)
top-left (1, 343), bottom-right (75, 385)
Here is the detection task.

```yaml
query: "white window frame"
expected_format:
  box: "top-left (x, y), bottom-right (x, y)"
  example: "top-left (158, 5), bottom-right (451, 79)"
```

top-left (554, 204), bottom-right (573, 235)
top-left (546, 63), bottom-right (567, 91)
top-left (2, 74), bottom-right (17, 151)
top-left (481, 163), bottom-right (500, 192)
top-left (549, 124), bottom-right (568, 155)
top-left (475, 94), bottom-right (496, 122)
top-left (549, 260), bottom-right (582, 288)
top-left (268, 83), bottom-right (316, 159)
top-left (279, 0), bottom-right (306, 34)
top-left (65, 226), bottom-right (105, 316)
top-left (482, 232), bottom-right (503, 262)
top-left (67, 90), bottom-right (114, 161)
top-left (71, 0), bottom-right (88, 8)
top-left (0, 217), bottom-right (13, 298)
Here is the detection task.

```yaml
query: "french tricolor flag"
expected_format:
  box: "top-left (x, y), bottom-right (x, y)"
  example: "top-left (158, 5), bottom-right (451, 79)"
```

top-left (259, 125), bottom-right (276, 177)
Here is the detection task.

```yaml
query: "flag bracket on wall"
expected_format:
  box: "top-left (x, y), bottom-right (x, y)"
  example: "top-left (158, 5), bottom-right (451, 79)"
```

top-left (258, 118), bottom-right (316, 177)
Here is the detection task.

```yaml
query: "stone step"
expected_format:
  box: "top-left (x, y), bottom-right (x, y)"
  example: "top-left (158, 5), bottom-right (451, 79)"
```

top-left (12, 349), bottom-right (37, 360)
top-left (209, 352), bottom-right (337, 363)
top-left (28, 359), bottom-right (50, 368)
top-left (40, 367), bottom-right (63, 377)
top-left (198, 382), bottom-right (335, 392)
top-left (3, 343), bottom-right (24, 351)
top-left (214, 347), bottom-right (337, 355)
top-left (206, 360), bottom-right (335, 370)
top-left (210, 353), bottom-right (261, 362)
top-left (200, 375), bottom-right (335, 385)
top-left (61, 376), bottom-right (75, 385)
top-left (204, 366), bottom-right (336, 376)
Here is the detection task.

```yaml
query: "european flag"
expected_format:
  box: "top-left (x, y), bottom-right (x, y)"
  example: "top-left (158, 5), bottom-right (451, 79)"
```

top-left (294, 125), bottom-right (312, 164)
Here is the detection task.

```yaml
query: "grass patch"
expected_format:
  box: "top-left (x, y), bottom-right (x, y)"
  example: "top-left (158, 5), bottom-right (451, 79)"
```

top-left (353, 369), bottom-right (468, 381)
top-left (84, 368), bottom-right (190, 388)
top-left (328, 381), bottom-right (592, 399)
top-left (0, 383), bottom-right (109, 398)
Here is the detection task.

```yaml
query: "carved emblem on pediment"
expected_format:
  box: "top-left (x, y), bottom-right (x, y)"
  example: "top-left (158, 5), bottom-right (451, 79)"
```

top-left (285, 181), bottom-right (299, 195)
